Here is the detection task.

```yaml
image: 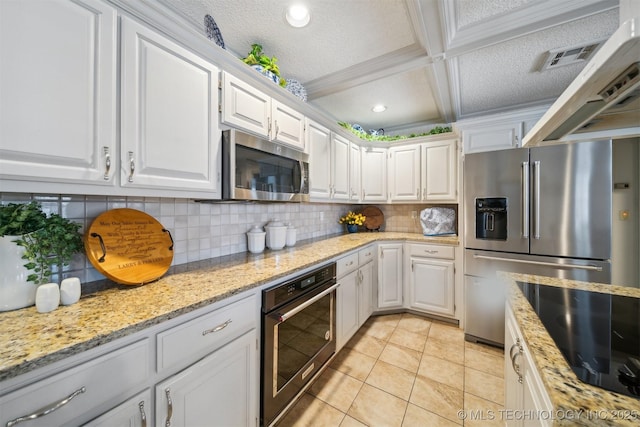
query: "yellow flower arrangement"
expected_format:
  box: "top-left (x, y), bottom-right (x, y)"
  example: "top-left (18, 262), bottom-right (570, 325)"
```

top-left (339, 211), bottom-right (366, 226)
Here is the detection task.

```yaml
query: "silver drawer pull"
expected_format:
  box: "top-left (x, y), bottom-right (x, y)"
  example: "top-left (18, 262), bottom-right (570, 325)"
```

top-left (424, 249), bottom-right (438, 254)
top-left (139, 401), bottom-right (147, 427)
top-left (165, 388), bottom-right (173, 427)
top-left (202, 319), bottom-right (232, 335)
top-left (6, 386), bottom-right (86, 427)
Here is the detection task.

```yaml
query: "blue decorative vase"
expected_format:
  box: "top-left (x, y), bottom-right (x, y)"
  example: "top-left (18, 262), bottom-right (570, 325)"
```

top-left (346, 224), bottom-right (358, 233)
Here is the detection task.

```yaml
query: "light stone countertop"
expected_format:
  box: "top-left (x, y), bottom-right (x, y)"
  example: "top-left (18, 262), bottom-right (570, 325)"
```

top-left (0, 232), bottom-right (457, 382)
top-left (503, 272), bottom-right (640, 426)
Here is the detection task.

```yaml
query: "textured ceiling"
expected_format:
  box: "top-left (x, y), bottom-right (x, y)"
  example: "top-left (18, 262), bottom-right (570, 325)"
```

top-left (160, 0), bottom-right (620, 134)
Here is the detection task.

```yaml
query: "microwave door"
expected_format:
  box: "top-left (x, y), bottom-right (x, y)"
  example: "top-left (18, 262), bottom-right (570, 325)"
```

top-left (529, 140), bottom-right (612, 259)
top-left (463, 148), bottom-right (529, 254)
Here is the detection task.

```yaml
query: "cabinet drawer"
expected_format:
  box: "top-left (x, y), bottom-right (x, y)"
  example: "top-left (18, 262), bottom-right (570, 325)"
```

top-left (358, 246), bottom-right (375, 265)
top-left (0, 340), bottom-right (149, 427)
top-left (336, 252), bottom-right (359, 277)
top-left (156, 294), bottom-right (256, 372)
top-left (407, 243), bottom-right (454, 259)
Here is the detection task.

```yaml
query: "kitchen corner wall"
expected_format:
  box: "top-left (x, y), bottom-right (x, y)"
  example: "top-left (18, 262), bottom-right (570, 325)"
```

top-left (0, 193), bottom-right (443, 285)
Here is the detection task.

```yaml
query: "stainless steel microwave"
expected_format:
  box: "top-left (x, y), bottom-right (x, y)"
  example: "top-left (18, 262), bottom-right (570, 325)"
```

top-left (222, 130), bottom-right (309, 202)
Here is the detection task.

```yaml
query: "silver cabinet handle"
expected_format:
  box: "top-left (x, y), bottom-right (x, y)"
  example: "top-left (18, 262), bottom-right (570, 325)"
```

top-left (6, 386), bottom-right (86, 427)
top-left (522, 161), bottom-right (529, 238)
top-left (202, 319), bottom-right (232, 335)
top-left (509, 339), bottom-right (523, 383)
top-left (423, 188), bottom-right (426, 199)
top-left (128, 151), bottom-right (135, 183)
top-left (424, 249), bottom-right (438, 254)
top-left (275, 120), bottom-right (279, 138)
top-left (416, 188), bottom-right (420, 199)
top-left (362, 189), bottom-right (365, 200)
top-left (138, 401), bottom-right (147, 427)
top-left (533, 160), bottom-right (540, 239)
top-left (103, 146), bottom-right (111, 180)
top-left (164, 388), bottom-right (173, 427)
top-left (267, 118), bottom-right (272, 136)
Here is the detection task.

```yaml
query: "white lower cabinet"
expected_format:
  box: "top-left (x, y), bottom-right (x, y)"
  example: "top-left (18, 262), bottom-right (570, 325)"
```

top-left (83, 390), bottom-right (151, 427)
top-left (337, 247), bottom-right (375, 350)
top-left (405, 243), bottom-right (455, 317)
top-left (377, 243), bottom-right (403, 309)
top-left (155, 330), bottom-right (257, 427)
top-left (505, 304), bottom-right (553, 427)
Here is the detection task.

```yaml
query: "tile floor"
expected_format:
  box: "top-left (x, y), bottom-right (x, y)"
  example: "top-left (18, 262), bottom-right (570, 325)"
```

top-left (276, 313), bottom-right (505, 427)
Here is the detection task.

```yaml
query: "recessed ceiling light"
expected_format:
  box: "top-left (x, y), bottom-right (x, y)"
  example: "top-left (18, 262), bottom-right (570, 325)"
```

top-left (372, 105), bottom-right (386, 113)
top-left (286, 4), bottom-right (310, 28)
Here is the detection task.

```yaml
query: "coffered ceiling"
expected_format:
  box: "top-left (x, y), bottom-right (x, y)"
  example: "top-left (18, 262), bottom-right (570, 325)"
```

top-left (160, 0), bottom-right (620, 135)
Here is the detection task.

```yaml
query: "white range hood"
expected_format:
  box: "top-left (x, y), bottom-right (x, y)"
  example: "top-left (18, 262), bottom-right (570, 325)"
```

top-left (524, 16), bottom-right (640, 146)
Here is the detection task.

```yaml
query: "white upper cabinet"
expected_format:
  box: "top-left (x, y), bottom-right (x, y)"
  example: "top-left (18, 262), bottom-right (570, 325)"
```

top-left (307, 119), bottom-right (332, 199)
top-left (422, 139), bottom-right (457, 201)
top-left (349, 142), bottom-right (361, 202)
top-left (361, 147), bottom-right (388, 202)
top-left (221, 72), bottom-right (305, 151)
top-left (0, 0), bottom-right (117, 186)
top-left (120, 17), bottom-right (221, 196)
top-left (221, 72), bottom-right (270, 138)
top-left (388, 145), bottom-right (421, 201)
top-left (331, 133), bottom-right (350, 200)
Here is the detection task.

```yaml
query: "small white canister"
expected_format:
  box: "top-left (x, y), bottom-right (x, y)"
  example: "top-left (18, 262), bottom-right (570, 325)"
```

top-left (265, 219), bottom-right (287, 250)
top-left (247, 225), bottom-right (266, 254)
top-left (60, 277), bottom-right (81, 305)
top-left (35, 283), bottom-right (60, 313)
top-left (286, 224), bottom-right (297, 247)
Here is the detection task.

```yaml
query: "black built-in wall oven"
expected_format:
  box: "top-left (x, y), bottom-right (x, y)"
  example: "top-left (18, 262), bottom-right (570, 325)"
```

top-left (261, 263), bottom-right (337, 426)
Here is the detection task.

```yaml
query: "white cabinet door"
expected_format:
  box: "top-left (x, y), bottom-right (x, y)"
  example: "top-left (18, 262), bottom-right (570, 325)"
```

top-left (504, 307), bottom-right (524, 427)
top-left (120, 17), bottom-right (221, 196)
top-left (408, 258), bottom-right (455, 316)
top-left (377, 243), bottom-right (403, 309)
top-left (221, 72), bottom-right (270, 138)
top-left (307, 119), bottom-right (332, 200)
top-left (361, 148), bottom-right (388, 202)
top-left (0, 0), bottom-right (117, 185)
top-left (423, 139), bottom-right (457, 201)
top-left (337, 270), bottom-right (359, 350)
top-left (332, 133), bottom-right (350, 200)
top-left (83, 390), bottom-right (151, 427)
top-left (389, 145), bottom-right (421, 201)
top-left (271, 100), bottom-right (305, 150)
top-left (463, 121), bottom-right (522, 153)
top-left (358, 261), bottom-right (374, 325)
top-left (155, 330), bottom-right (257, 427)
top-left (349, 142), bottom-right (361, 202)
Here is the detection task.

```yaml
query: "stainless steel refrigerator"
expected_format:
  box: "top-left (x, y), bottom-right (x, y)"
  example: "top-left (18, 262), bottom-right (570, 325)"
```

top-left (463, 139), bottom-right (612, 346)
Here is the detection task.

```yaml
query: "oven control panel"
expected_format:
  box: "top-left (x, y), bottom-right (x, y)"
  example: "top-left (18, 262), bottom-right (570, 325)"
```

top-left (262, 263), bottom-right (336, 311)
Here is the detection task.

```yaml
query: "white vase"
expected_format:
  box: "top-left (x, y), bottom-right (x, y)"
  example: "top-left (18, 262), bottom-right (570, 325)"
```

top-left (0, 235), bottom-right (37, 311)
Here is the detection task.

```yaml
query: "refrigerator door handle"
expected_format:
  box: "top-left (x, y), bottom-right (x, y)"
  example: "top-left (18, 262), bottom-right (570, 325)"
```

top-left (472, 254), bottom-right (603, 271)
top-left (521, 161), bottom-right (529, 238)
top-left (532, 160), bottom-right (541, 239)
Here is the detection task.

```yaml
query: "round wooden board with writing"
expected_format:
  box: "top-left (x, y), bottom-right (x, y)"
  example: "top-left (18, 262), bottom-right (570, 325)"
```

top-left (84, 209), bottom-right (173, 285)
top-left (361, 206), bottom-right (384, 231)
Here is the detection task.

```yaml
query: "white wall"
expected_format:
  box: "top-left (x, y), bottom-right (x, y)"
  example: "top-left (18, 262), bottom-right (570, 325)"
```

top-left (611, 138), bottom-right (640, 287)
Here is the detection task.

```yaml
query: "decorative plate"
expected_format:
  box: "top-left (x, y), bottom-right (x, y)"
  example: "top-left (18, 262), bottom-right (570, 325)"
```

top-left (285, 79), bottom-right (307, 102)
top-left (204, 14), bottom-right (225, 49)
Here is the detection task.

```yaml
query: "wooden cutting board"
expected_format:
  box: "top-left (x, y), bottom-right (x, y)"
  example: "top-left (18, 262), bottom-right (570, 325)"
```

top-left (84, 209), bottom-right (173, 285)
top-left (361, 206), bottom-right (384, 231)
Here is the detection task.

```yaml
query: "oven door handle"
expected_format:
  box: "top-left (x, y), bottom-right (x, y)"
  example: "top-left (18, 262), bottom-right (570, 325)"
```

top-left (274, 283), bottom-right (339, 323)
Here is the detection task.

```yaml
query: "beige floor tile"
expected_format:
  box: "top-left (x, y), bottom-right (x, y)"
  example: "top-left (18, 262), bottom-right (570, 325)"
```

top-left (463, 392), bottom-right (505, 427)
top-left (389, 327), bottom-right (427, 352)
top-left (379, 342), bottom-right (421, 374)
top-left (464, 345), bottom-right (504, 378)
top-left (308, 367), bottom-right (363, 413)
top-left (360, 318), bottom-right (395, 341)
top-left (464, 367), bottom-right (505, 406)
top-left (340, 415), bottom-right (367, 427)
top-left (368, 313), bottom-right (403, 328)
top-left (397, 313), bottom-right (432, 335)
top-left (464, 340), bottom-right (504, 358)
top-left (276, 393), bottom-right (345, 427)
top-left (409, 375), bottom-right (464, 423)
top-left (428, 322), bottom-right (465, 344)
top-left (402, 403), bottom-right (462, 427)
top-left (365, 360), bottom-right (416, 400)
top-left (418, 354), bottom-right (465, 390)
top-left (348, 383), bottom-right (408, 427)
top-left (345, 330), bottom-right (386, 358)
top-left (423, 335), bottom-right (464, 366)
top-left (331, 348), bottom-right (377, 381)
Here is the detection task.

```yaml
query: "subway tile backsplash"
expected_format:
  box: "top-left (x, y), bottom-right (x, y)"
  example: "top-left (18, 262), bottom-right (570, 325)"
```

top-left (0, 193), bottom-right (453, 284)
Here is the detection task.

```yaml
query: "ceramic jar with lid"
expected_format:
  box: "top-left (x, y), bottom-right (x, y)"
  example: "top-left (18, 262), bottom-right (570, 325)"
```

top-left (265, 219), bottom-right (287, 250)
top-left (247, 225), bottom-right (266, 254)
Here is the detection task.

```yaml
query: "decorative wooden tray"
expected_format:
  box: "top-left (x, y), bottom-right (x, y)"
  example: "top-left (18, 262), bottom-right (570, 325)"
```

top-left (84, 209), bottom-right (173, 285)
top-left (361, 206), bottom-right (384, 231)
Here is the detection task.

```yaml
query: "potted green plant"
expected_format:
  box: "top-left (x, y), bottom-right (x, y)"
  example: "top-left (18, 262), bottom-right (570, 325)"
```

top-left (0, 202), bottom-right (84, 311)
top-left (242, 43), bottom-right (287, 87)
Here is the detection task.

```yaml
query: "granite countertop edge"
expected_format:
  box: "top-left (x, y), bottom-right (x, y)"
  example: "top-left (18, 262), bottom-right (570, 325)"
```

top-left (502, 272), bottom-right (640, 426)
top-left (0, 232), bottom-right (458, 382)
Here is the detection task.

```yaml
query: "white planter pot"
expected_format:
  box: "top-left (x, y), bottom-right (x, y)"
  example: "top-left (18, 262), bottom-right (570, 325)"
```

top-left (0, 235), bottom-right (37, 311)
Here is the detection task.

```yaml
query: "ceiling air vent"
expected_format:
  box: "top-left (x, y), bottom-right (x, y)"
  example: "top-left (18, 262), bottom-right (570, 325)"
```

top-left (539, 39), bottom-right (606, 71)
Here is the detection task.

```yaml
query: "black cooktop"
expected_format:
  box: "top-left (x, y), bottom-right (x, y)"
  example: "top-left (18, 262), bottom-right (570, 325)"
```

top-left (517, 282), bottom-right (639, 399)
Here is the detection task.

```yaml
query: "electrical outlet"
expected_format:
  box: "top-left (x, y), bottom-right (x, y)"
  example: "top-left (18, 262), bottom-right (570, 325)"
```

top-left (411, 211), bottom-right (417, 219)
